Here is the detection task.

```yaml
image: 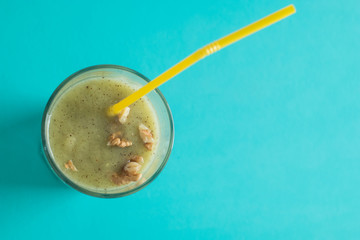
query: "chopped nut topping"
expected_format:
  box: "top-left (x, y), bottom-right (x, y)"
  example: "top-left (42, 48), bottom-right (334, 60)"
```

top-left (130, 155), bottom-right (144, 164)
top-left (111, 156), bottom-right (144, 186)
top-left (64, 160), bottom-right (78, 172)
top-left (129, 173), bottom-right (142, 182)
top-left (117, 107), bottom-right (130, 124)
top-left (124, 162), bottom-right (141, 175)
top-left (144, 142), bottom-right (153, 151)
top-left (112, 172), bottom-right (142, 185)
top-left (111, 173), bottom-right (123, 185)
top-left (139, 123), bottom-right (154, 150)
top-left (108, 131), bottom-right (122, 142)
top-left (108, 137), bottom-right (121, 146)
top-left (118, 140), bottom-right (132, 147)
top-left (107, 132), bottom-right (132, 148)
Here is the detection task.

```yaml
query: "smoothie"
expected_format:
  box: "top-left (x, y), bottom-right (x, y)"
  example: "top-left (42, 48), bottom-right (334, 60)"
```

top-left (47, 78), bottom-right (159, 191)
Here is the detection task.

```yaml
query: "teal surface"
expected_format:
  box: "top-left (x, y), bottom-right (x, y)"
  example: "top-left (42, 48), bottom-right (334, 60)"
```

top-left (1, 0), bottom-right (359, 239)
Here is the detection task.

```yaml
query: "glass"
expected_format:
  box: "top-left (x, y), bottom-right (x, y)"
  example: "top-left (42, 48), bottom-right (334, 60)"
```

top-left (41, 65), bottom-right (174, 198)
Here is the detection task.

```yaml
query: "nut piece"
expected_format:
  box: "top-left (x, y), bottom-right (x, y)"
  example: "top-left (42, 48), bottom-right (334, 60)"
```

top-left (129, 173), bottom-right (142, 182)
top-left (64, 160), bottom-right (78, 172)
top-left (107, 131), bottom-right (122, 143)
top-left (108, 137), bottom-right (121, 146)
top-left (111, 157), bottom-right (144, 186)
top-left (111, 172), bottom-right (123, 185)
top-left (124, 162), bottom-right (141, 175)
top-left (118, 140), bottom-right (132, 148)
top-left (112, 172), bottom-right (142, 185)
top-left (138, 123), bottom-right (154, 150)
top-left (144, 143), bottom-right (153, 151)
top-left (117, 107), bottom-right (130, 124)
top-left (107, 132), bottom-right (132, 148)
top-left (130, 155), bottom-right (144, 164)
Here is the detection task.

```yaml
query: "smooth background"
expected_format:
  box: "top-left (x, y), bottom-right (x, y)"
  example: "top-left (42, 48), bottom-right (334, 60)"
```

top-left (0, 0), bottom-right (359, 239)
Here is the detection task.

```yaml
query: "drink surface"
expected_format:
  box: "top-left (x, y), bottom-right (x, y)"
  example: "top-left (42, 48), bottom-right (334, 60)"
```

top-left (48, 78), bottom-right (159, 191)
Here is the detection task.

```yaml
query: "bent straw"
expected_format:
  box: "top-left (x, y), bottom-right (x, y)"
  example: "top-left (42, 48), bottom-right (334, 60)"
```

top-left (107, 4), bottom-right (296, 116)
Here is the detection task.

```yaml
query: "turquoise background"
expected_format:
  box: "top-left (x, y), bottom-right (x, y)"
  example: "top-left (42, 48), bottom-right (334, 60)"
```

top-left (0, 0), bottom-right (359, 239)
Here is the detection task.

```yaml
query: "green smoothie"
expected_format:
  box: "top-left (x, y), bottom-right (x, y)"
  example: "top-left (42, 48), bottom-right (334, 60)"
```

top-left (48, 78), bottom-right (159, 191)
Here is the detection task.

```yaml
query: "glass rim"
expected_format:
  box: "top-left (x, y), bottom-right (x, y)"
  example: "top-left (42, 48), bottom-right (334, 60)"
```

top-left (41, 64), bottom-right (174, 198)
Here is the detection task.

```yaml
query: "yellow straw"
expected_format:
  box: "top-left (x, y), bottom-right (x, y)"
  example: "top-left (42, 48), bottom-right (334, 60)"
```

top-left (107, 4), bottom-right (296, 116)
